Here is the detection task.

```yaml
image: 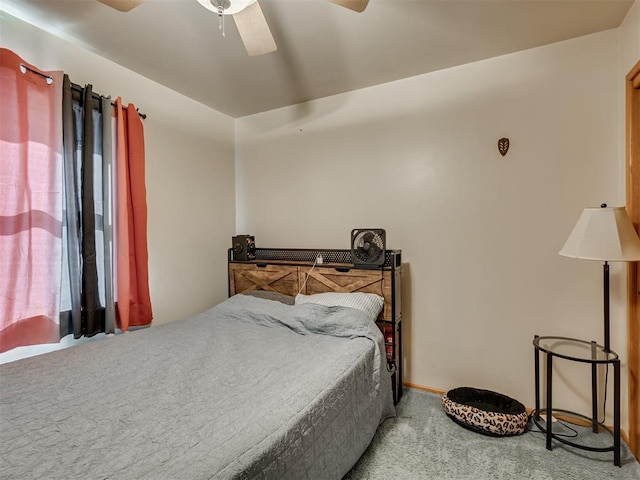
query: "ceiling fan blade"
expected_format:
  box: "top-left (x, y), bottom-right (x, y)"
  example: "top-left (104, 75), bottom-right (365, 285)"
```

top-left (329, 0), bottom-right (369, 13)
top-left (233, 1), bottom-right (277, 57)
top-left (97, 0), bottom-right (145, 12)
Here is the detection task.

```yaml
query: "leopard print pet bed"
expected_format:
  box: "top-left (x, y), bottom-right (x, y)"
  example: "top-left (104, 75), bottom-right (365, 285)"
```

top-left (442, 387), bottom-right (528, 437)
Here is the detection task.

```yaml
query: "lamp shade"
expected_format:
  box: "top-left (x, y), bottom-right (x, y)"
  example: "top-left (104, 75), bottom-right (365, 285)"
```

top-left (559, 206), bottom-right (640, 261)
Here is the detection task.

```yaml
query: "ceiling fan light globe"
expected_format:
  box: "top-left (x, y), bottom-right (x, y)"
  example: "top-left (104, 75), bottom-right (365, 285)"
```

top-left (197, 0), bottom-right (257, 15)
top-left (97, 0), bottom-right (145, 12)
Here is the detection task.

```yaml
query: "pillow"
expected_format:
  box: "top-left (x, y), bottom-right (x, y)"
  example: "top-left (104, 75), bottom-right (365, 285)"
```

top-left (240, 290), bottom-right (295, 305)
top-left (295, 292), bottom-right (384, 321)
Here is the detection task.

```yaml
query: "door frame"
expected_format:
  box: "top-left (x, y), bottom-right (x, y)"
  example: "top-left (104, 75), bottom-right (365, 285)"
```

top-left (626, 59), bottom-right (640, 459)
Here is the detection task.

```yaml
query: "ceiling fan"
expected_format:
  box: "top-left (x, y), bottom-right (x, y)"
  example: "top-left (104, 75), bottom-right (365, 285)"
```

top-left (97, 0), bottom-right (369, 57)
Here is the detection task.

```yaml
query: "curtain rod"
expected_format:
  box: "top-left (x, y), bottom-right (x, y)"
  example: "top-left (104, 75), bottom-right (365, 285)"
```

top-left (19, 63), bottom-right (147, 120)
top-left (19, 63), bottom-right (53, 83)
top-left (70, 83), bottom-right (147, 120)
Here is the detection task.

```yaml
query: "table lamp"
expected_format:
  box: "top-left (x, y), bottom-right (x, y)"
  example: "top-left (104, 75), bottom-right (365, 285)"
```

top-left (559, 204), bottom-right (640, 352)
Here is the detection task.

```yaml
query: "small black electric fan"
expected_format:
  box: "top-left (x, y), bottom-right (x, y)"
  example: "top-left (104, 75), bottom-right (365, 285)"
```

top-left (350, 229), bottom-right (386, 267)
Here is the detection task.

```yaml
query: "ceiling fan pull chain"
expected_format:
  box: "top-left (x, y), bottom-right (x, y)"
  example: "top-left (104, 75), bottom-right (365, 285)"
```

top-left (217, 5), bottom-right (226, 37)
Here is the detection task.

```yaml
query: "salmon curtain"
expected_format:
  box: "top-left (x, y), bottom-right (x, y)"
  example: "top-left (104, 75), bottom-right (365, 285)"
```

top-left (115, 98), bottom-right (152, 330)
top-left (0, 49), bottom-right (63, 353)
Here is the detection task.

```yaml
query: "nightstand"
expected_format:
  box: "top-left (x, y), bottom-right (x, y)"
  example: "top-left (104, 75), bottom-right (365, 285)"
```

top-left (532, 335), bottom-right (620, 467)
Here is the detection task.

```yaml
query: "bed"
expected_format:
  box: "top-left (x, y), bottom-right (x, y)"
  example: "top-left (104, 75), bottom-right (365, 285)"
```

top-left (228, 247), bottom-right (404, 404)
top-left (0, 282), bottom-right (396, 478)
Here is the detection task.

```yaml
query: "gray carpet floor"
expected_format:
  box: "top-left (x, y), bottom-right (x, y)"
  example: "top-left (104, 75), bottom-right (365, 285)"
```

top-left (344, 388), bottom-right (640, 479)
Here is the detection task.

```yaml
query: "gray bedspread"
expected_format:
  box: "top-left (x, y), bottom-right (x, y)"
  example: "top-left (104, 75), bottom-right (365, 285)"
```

top-left (0, 295), bottom-right (395, 479)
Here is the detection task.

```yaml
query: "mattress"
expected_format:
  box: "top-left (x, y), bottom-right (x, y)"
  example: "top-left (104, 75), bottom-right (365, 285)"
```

top-left (0, 294), bottom-right (395, 479)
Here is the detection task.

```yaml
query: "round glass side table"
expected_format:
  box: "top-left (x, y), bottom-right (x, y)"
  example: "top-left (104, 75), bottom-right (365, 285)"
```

top-left (532, 335), bottom-right (620, 467)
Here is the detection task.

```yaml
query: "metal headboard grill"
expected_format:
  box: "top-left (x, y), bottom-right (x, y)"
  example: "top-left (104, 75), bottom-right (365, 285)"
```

top-left (248, 248), bottom-right (396, 267)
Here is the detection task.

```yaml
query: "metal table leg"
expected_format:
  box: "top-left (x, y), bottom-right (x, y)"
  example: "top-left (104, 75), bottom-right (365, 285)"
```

top-left (614, 359), bottom-right (620, 467)
top-left (546, 350), bottom-right (553, 451)
top-left (534, 335), bottom-right (540, 417)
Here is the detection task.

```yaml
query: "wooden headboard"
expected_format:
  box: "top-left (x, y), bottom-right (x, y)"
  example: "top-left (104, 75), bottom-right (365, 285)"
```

top-left (227, 248), bottom-right (402, 322)
top-left (228, 247), bottom-right (403, 404)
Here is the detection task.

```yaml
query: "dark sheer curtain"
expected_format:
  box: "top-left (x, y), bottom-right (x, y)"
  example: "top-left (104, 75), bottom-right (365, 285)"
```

top-left (60, 75), bottom-right (115, 338)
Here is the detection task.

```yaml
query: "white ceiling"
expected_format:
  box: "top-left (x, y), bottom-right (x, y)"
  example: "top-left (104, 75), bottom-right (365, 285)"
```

top-left (2, 0), bottom-right (634, 118)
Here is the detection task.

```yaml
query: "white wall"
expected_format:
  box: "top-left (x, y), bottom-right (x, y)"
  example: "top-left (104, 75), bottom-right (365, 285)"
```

top-left (0, 13), bottom-right (235, 328)
top-left (237, 29), bottom-right (627, 424)
top-left (620, 0), bottom-right (640, 75)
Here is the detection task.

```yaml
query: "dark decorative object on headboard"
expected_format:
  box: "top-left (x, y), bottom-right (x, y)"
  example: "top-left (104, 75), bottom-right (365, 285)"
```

top-left (232, 235), bottom-right (256, 261)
